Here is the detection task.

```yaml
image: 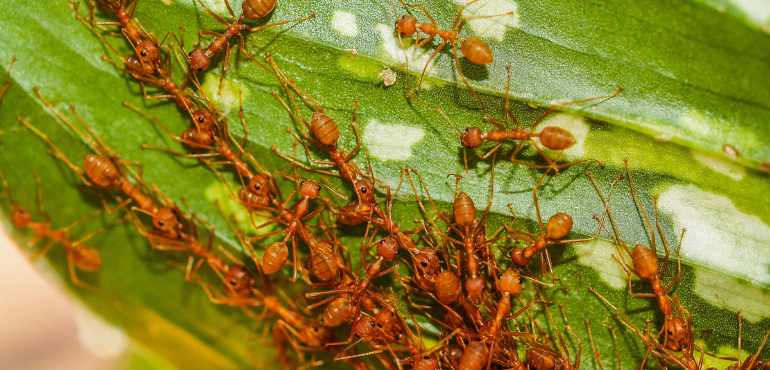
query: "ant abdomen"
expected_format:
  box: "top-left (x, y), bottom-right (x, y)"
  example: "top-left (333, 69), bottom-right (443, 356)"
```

top-left (453, 192), bottom-right (476, 228)
top-left (310, 112), bottom-right (340, 146)
top-left (539, 126), bottom-right (577, 151)
top-left (323, 297), bottom-right (352, 327)
top-left (436, 271), bottom-right (461, 304)
top-left (545, 213), bottom-right (573, 240)
top-left (460, 37), bottom-right (493, 65)
top-left (631, 244), bottom-right (659, 280)
top-left (71, 246), bottom-right (102, 271)
top-left (458, 341), bottom-right (488, 370)
top-left (242, 0), bottom-right (277, 20)
top-left (263, 242), bottom-right (288, 274)
top-left (526, 347), bottom-right (558, 370)
top-left (84, 155), bottom-right (120, 187)
top-left (308, 243), bottom-right (339, 281)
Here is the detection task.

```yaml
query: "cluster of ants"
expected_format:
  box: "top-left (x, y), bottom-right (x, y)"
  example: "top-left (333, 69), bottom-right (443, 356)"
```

top-left (1, 0), bottom-right (769, 369)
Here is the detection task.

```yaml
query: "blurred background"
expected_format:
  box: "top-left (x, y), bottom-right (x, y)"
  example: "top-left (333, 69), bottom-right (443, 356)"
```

top-left (0, 226), bottom-right (118, 370)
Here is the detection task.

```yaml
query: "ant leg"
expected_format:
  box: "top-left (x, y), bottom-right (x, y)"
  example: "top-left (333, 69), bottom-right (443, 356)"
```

top-left (66, 253), bottom-right (101, 292)
top-left (218, 42), bottom-right (231, 94)
top-left (415, 42), bottom-right (447, 92)
top-left (585, 320), bottom-right (606, 370)
top-left (32, 240), bottom-right (56, 260)
top-left (396, 0), bottom-right (438, 26)
top-left (451, 0), bottom-right (482, 29)
top-left (450, 42), bottom-right (488, 120)
top-left (0, 56), bottom-right (16, 104)
top-left (33, 173), bottom-right (52, 222)
top-left (17, 117), bottom-right (92, 186)
top-left (624, 158), bottom-right (656, 253)
top-left (194, 0), bottom-right (230, 25)
top-left (247, 13), bottom-right (317, 33)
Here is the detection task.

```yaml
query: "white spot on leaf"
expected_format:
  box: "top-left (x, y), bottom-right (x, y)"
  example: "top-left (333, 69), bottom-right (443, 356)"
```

top-left (201, 74), bottom-right (244, 115)
top-left (729, 0), bottom-right (770, 31)
top-left (73, 303), bottom-right (127, 358)
top-left (378, 68), bottom-right (397, 86)
top-left (451, 0), bottom-right (520, 41)
top-left (363, 119), bottom-right (424, 161)
top-left (694, 267), bottom-right (770, 322)
top-left (376, 24), bottom-right (436, 79)
top-left (658, 185), bottom-right (770, 286)
top-left (198, 0), bottom-right (229, 15)
top-left (331, 11), bottom-right (359, 37)
top-left (691, 150), bottom-right (745, 181)
top-left (574, 239), bottom-right (637, 289)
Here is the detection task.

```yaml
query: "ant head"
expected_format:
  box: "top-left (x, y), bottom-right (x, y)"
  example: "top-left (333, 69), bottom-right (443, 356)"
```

top-left (395, 15), bottom-right (417, 36)
top-left (415, 247), bottom-right (439, 273)
top-left (248, 174), bottom-right (272, 196)
top-left (310, 112), bottom-right (340, 146)
top-left (300, 323), bottom-right (333, 347)
top-left (416, 355), bottom-right (438, 370)
top-left (663, 317), bottom-right (688, 352)
top-left (298, 180), bottom-right (321, 199)
top-left (11, 203), bottom-right (32, 228)
top-left (191, 109), bottom-right (214, 130)
top-left (153, 207), bottom-right (181, 231)
top-left (188, 49), bottom-right (210, 72)
top-left (181, 126), bottom-right (215, 147)
top-left (354, 179), bottom-right (375, 203)
top-left (352, 315), bottom-right (377, 338)
top-left (460, 127), bottom-right (483, 148)
top-left (376, 236), bottom-right (400, 261)
top-left (545, 212), bottom-right (573, 240)
top-left (224, 264), bottom-right (253, 290)
top-left (453, 191), bottom-right (476, 227)
top-left (136, 39), bottom-right (160, 64)
top-left (495, 269), bottom-right (523, 295)
top-left (72, 246), bottom-right (102, 271)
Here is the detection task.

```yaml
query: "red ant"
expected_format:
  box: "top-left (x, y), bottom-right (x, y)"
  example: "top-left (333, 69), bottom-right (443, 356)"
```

top-left (0, 170), bottom-right (124, 290)
top-left (505, 165), bottom-right (602, 289)
top-left (586, 159), bottom-right (688, 352)
top-left (392, 0), bottom-right (514, 117)
top-left (520, 303), bottom-right (582, 370)
top-left (457, 67), bottom-right (623, 174)
top-left (20, 90), bottom-right (157, 214)
top-left (181, 0), bottom-right (314, 89)
top-left (87, 0), bottom-right (145, 44)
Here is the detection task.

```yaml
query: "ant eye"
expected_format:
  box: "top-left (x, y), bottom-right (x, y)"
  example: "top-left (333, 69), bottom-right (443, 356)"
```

top-left (395, 250), bottom-right (399, 255)
top-left (377, 323), bottom-right (383, 328)
top-left (317, 185), bottom-right (321, 191)
top-left (157, 221), bottom-right (165, 226)
top-left (312, 326), bottom-right (318, 332)
top-left (300, 181), bottom-right (304, 185)
top-left (369, 321), bottom-right (376, 327)
top-left (464, 127), bottom-right (470, 132)
top-left (519, 278), bottom-right (523, 284)
top-left (423, 356), bottom-right (430, 360)
top-left (254, 184), bottom-right (261, 190)
top-left (498, 273), bottom-right (502, 279)
top-left (140, 50), bottom-right (147, 56)
top-left (463, 338), bottom-right (469, 345)
top-left (198, 116), bottom-right (204, 123)
top-left (668, 330), bottom-right (673, 335)
top-left (360, 187), bottom-right (367, 193)
top-left (188, 51), bottom-right (193, 56)
top-left (197, 68), bottom-right (203, 72)
top-left (229, 281), bottom-right (236, 286)
top-left (420, 261), bottom-right (428, 267)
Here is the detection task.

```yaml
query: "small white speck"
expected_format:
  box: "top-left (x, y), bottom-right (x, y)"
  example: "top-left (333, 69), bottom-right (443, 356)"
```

top-left (654, 132), bottom-right (674, 142)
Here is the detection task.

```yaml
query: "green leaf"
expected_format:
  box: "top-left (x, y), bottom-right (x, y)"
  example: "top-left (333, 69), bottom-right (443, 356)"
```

top-left (0, 0), bottom-right (769, 369)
